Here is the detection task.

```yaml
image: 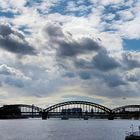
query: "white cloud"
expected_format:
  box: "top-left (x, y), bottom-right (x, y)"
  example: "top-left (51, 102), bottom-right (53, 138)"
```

top-left (0, 64), bottom-right (31, 80)
top-left (0, 0), bottom-right (140, 106)
top-left (99, 0), bottom-right (123, 5)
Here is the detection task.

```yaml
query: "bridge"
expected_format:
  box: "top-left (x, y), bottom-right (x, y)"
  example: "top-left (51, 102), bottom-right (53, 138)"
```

top-left (42, 101), bottom-right (113, 120)
top-left (0, 101), bottom-right (140, 120)
top-left (112, 105), bottom-right (140, 119)
top-left (0, 104), bottom-right (43, 119)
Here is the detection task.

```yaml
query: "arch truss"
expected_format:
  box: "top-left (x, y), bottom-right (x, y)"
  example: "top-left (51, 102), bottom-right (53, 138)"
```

top-left (113, 105), bottom-right (140, 113)
top-left (43, 101), bottom-right (112, 119)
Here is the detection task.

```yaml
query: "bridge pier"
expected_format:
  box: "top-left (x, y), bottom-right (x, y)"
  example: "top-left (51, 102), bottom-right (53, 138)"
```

top-left (108, 113), bottom-right (115, 120)
top-left (31, 104), bottom-right (34, 118)
top-left (42, 111), bottom-right (48, 120)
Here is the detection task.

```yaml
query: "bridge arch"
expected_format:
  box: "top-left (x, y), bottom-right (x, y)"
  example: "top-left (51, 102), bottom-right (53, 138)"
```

top-left (112, 105), bottom-right (140, 113)
top-left (44, 101), bottom-right (112, 113)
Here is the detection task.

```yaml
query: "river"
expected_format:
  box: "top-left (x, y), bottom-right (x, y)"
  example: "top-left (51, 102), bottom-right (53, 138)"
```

top-left (0, 119), bottom-right (139, 140)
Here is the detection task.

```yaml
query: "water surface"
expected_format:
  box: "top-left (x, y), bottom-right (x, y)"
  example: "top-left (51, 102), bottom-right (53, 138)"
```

top-left (0, 119), bottom-right (139, 140)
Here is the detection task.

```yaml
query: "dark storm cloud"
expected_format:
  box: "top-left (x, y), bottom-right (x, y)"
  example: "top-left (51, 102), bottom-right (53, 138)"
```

top-left (44, 23), bottom-right (101, 57)
top-left (103, 74), bottom-right (127, 87)
top-left (78, 71), bottom-right (91, 80)
top-left (44, 23), bottom-right (127, 91)
top-left (0, 24), bottom-right (13, 36)
top-left (44, 24), bottom-right (64, 38)
top-left (93, 49), bottom-right (120, 71)
top-left (56, 37), bottom-right (100, 57)
top-left (74, 49), bottom-right (120, 71)
top-left (0, 24), bottom-right (36, 55)
top-left (44, 24), bottom-right (120, 72)
top-left (63, 72), bottom-right (76, 78)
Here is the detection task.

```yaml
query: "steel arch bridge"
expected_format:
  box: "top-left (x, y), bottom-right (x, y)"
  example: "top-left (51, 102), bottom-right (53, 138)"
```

top-left (42, 101), bottom-right (113, 120)
top-left (0, 104), bottom-right (43, 119)
top-left (1, 102), bottom-right (140, 120)
top-left (112, 105), bottom-right (140, 119)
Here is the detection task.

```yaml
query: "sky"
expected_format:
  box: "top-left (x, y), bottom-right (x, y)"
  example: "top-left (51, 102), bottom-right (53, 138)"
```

top-left (0, 0), bottom-right (140, 108)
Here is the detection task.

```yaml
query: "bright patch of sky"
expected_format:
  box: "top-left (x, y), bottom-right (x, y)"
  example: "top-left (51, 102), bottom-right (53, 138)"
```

top-left (49, 0), bottom-right (93, 17)
top-left (123, 39), bottom-right (140, 51)
top-left (103, 4), bottom-right (131, 22)
top-left (0, 11), bottom-right (16, 18)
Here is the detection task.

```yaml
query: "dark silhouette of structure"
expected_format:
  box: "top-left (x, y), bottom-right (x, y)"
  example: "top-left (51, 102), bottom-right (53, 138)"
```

top-left (0, 101), bottom-right (140, 120)
top-left (42, 101), bottom-right (113, 120)
top-left (0, 104), bottom-right (43, 119)
top-left (0, 105), bottom-right (21, 119)
top-left (113, 105), bottom-right (140, 119)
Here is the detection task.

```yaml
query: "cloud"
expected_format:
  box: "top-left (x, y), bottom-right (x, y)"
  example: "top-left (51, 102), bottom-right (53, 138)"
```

top-left (103, 74), bottom-right (127, 87)
top-left (57, 37), bottom-right (100, 57)
top-left (93, 49), bottom-right (120, 71)
top-left (0, 64), bottom-right (30, 80)
top-left (63, 72), bottom-right (76, 78)
top-left (0, 24), bottom-right (36, 55)
top-left (125, 72), bottom-right (139, 82)
top-left (0, 64), bottom-right (31, 88)
top-left (78, 71), bottom-right (91, 80)
top-left (4, 77), bottom-right (24, 88)
top-left (123, 52), bottom-right (140, 69)
top-left (44, 23), bottom-right (101, 57)
top-left (44, 23), bottom-right (64, 39)
top-left (0, 0), bottom-right (140, 106)
top-left (0, 24), bottom-right (13, 36)
top-left (74, 58), bottom-right (94, 69)
top-left (99, 0), bottom-right (123, 6)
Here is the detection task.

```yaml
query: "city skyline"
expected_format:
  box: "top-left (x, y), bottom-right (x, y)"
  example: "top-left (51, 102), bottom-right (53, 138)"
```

top-left (0, 0), bottom-right (140, 108)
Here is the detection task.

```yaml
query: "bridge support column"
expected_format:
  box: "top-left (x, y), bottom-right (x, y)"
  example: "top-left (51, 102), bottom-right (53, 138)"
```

top-left (31, 104), bottom-right (34, 118)
top-left (108, 112), bottom-right (115, 120)
top-left (42, 111), bottom-right (48, 120)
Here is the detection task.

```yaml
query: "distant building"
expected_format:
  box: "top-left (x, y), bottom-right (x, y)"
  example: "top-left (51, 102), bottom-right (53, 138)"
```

top-left (0, 105), bottom-right (22, 119)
